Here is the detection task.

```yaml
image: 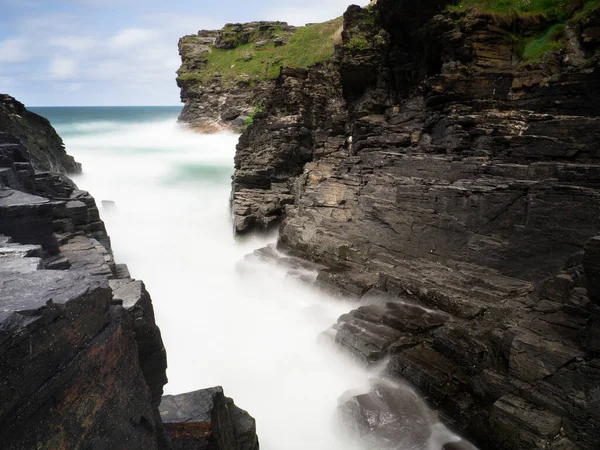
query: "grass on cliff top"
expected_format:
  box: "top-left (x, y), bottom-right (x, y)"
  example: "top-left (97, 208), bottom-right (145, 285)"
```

top-left (519, 22), bottom-right (566, 60)
top-left (449, 0), bottom-right (572, 20)
top-left (450, 0), bottom-right (598, 62)
top-left (200, 17), bottom-right (343, 85)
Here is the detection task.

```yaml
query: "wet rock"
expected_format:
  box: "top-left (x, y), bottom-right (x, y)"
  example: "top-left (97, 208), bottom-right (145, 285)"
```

top-left (226, 1), bottom-right (600, 448)
top-left (60, 235), bottom-right (115, 278)
top-left (0, 188), bottom-right (58, 253)
top-left (489, 395), bottom-right (563, 449)
top-left (160, 387), bottom-right (259, 450)
top-left (110, 279), bottom-right (168, 407)
top-left (335, 301), bottom-right (448, 364)
top-left (339, 379), bottom-right (477, 450)
top-left (0, 94), bottom-right (173, 448)
top-left (0, 271), bottom-right (162, 449)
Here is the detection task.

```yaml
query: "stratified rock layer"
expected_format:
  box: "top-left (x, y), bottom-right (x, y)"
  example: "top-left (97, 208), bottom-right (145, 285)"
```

top-left (0, 97), bottom-right (259, 449)
top-left (160, 387), bottom-right (259, 450)
top-left (229, 1), bottom-right (600, 449)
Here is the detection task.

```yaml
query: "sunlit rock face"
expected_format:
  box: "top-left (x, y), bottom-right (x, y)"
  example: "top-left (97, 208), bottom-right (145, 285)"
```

top-left (228, 0), bottom-right (600, 448)
top-left (177, 22), bottom-right (296, 132)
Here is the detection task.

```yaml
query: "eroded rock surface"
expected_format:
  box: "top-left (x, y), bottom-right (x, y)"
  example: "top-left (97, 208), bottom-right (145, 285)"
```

top-left (227, 1), bottom-right (600, 448)
top-left (160, 387), bottom-right (259, 450)
top-left (0, 110), bottom-right (171, 447)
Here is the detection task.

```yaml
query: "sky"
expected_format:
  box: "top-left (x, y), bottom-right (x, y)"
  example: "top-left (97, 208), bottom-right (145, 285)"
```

top-left (0, 0), bottom-right (356, 106)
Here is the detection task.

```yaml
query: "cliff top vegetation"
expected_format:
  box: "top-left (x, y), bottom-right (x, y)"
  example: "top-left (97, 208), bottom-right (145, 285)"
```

top-left (181, 18), bottom-right (343, 87)
top-left (449, 0), bottom-right (599, 61)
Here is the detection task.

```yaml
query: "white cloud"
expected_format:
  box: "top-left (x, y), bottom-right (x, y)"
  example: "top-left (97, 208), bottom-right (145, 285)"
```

top-left (109, 28), bottom-right (159, 49)
top-left (49, 57), bottom-right (78, 80)
top-left (143, 12), bottom-right (223, 35)
top-left (1, 4), bottom-right (361, 105)
top-left (264, 0), bottom-right (354, 25)
top-left (49, 37), bottom-right (97, 52)
top-left (0, 38), bottom-right (29, 63)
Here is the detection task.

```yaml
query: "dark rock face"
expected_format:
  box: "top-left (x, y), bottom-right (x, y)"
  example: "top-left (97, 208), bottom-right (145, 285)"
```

top-left (230, 1), bottom-right (600, 449)
top-left (0, 95), bottom-right (260, 450)
top-left (338, 379), bottom-right (478, 450)
top-left (0, 270), bottom-right (162, 449)
top-left (160, 387), bottom-right (259, 450)
top-left (0, 94), bottom-right (81, 173)
top-left (0, 107), bottom-right (171, 447)
top-left (177, 22), bottom-right (295, 131)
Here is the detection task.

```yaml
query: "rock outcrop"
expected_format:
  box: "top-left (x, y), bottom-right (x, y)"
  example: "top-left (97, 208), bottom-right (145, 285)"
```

top-left (0, 94), bottom-right (80, 173)
top-left (177, 18), bottom-right (343, 132)
top-left (160, 387), bottom-right (259, 450)
top-left (222, 1), bottom-right (600, 448)
top-left (177, 22), bottom-right (296, 131)
top-left (0, 98), bottom-right (259, 449)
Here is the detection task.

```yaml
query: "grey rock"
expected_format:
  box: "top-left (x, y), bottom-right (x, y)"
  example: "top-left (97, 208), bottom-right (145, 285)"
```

top-left (160, 387), bottom-right (259, 450)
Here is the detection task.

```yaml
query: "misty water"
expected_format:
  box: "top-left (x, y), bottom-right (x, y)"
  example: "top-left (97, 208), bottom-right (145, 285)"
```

top-left (33, 107), bottom-right (466, 450)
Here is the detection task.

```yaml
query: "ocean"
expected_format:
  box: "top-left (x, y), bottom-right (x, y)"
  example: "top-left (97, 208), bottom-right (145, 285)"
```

top-left (31, 106), bottom-right (461, 450)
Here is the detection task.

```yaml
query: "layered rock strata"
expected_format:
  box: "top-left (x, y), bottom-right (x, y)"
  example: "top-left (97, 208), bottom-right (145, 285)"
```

top-left (0, 98), bottom-right (259, 449)
top-left (160, 387), bottom-right (259, 450)
top-left (224, 1), bottom-right (600, 449)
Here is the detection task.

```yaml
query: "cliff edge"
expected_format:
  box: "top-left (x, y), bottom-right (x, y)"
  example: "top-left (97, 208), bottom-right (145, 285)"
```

top-left (205, 0), bottom-right (600, 448)
top-left (0, 95), bottom-right (259, 449)
top-left (0, 94), bottom-right (81, 174)
top-left (177, 19), bottom-right (342, 131)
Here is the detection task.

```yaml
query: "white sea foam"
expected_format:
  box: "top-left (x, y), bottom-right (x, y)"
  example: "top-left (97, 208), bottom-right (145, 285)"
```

top-left (62, 113), bottom-right (465, 450)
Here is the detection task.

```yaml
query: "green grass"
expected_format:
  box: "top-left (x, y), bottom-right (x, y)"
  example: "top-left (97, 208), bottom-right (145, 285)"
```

top-left (571, 0), bottom-right (600, 23)
top-left (449, 0), bottom-right (599, 62)
top-left (346, 36), bottom-right (369, 53)
top-left (192, 17), bottom-right (343, 86)
top-left (520, 23), bottom-right (566, 60)
top-left (449, 0), bottom-right (571, 21)
top-left (244, 101), bottom-right (265, 126)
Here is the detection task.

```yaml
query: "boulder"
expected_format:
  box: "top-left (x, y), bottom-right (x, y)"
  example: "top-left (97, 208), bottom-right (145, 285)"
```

top-left (160, 387), bottom-right (259, 450)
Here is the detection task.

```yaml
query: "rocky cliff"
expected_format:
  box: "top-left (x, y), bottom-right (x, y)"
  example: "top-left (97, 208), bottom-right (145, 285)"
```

top-left (0, 94), bottom-right (81, 174)
top-left (0, 95), bottom-right (258, 449)
top-left (221, 0), bottom-right (600, 448)
top-left (177, 19), bottom-right (342, 131)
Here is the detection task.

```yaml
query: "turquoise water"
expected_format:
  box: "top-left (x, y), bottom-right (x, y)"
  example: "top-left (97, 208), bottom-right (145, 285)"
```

top-left (31, 106), bottom-right (182, 136)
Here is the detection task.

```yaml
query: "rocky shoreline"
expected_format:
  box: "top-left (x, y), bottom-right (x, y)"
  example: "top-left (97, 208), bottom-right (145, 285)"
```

top-left (180, 0), bottom-right (600, 448)
top-left (0, 95), bottom-right (259, 449)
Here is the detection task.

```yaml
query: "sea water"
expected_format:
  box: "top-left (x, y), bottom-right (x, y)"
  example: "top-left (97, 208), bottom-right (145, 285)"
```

top-left (32, 106), bottom-right (465, 450)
